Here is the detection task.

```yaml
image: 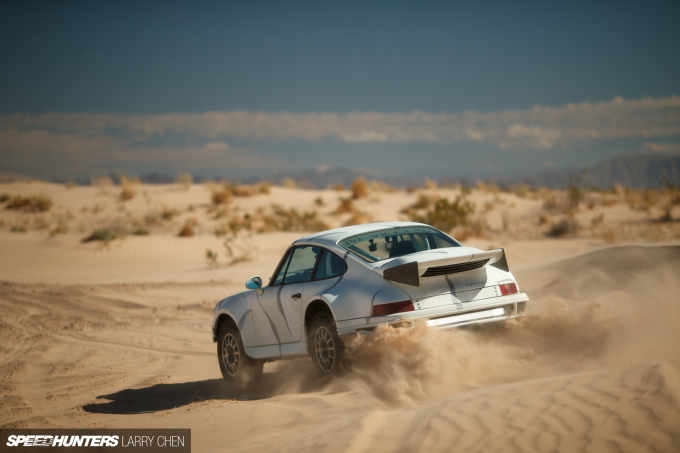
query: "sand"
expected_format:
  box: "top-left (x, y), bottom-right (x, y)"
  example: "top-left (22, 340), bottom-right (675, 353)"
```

top-left (1, 182), bottom-right (679, 452)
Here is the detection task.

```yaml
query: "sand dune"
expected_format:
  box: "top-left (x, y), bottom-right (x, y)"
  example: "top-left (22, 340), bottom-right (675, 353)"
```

top-left (1, 182), bottom-right (679, 451)
top-left (1, 243), bottom-right (679, 452)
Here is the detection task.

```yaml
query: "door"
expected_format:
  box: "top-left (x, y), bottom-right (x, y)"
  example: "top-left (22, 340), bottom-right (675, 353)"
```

top-left (254, 245), bottom-right (321, 345)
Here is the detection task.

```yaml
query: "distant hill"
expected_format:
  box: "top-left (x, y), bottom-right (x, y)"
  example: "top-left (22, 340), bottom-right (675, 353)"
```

top-left (493, 153), bottom-right (680, 189)
top-left (242, 166), bottom-right (424, 190)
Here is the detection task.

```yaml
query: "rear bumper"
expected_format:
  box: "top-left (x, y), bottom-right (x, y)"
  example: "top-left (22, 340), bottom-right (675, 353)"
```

top-left (336, 292), bottom-right (529, 336)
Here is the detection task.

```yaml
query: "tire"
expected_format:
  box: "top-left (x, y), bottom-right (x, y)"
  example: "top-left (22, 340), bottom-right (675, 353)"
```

top-left (309, 311), bottom-right (344, 375)
top-left (217, 321), bottom-right (263, 385)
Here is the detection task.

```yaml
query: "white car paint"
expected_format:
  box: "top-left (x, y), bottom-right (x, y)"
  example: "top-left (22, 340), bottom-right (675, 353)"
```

top-left (213, 221), bottom-right (530, 361)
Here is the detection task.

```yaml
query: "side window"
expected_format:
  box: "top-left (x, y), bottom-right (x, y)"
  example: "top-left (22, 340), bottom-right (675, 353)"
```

top-left (313, 249), bottom-right (348, 280)
top-left (271, 249), bottom-right (292, 286)
top-left (283, 246), bottom-right (320, 284)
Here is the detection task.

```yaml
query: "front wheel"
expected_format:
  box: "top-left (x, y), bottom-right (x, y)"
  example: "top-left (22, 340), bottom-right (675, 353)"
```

top-left (217, 322), bottom-right (263, 385)
top-left (309, 312), bottom-right (345, 375)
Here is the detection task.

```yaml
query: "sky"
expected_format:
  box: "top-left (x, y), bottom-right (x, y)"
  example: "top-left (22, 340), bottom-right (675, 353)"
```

top-left (1, 0), bottom-right (680, 182)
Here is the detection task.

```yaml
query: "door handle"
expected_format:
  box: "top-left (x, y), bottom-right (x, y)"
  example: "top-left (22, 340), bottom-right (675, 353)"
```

top-left (291, 292), bottom-right (301, 299)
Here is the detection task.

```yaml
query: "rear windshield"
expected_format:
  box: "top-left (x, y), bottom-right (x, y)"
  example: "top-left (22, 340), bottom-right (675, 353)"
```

top-left (338, 226), bottom-right (460, 263)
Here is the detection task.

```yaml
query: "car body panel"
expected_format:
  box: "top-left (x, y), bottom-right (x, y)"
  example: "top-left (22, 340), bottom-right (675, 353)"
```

top-left (212, 221), bottom-right (530, 362)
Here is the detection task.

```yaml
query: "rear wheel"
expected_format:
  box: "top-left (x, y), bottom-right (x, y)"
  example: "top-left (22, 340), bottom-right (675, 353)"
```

top-left (309, 311), bottom-right (344, 375)
top-left (217, 322), bottom-right (263, 385)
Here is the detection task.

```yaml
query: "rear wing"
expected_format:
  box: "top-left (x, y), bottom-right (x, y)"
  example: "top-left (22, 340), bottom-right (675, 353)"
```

top-left (378, 248), bottom-right (509, 287)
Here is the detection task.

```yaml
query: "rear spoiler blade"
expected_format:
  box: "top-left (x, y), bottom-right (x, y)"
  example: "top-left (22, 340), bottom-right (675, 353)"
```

top-left (379, 248), bottom-right (509, 287)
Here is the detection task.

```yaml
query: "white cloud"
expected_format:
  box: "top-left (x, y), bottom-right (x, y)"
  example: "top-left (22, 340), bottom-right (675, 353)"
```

top-left (204, 141), bottom-right (230, 151)
top-left (1, 96), bottom-right (679, 156)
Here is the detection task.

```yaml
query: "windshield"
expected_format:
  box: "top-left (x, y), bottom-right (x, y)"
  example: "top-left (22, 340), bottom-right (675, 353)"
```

top-left (338, 226), bottom-right (460, 263)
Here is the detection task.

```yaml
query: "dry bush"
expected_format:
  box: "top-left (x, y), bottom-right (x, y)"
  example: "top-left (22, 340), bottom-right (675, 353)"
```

top-left (82, 220), bottom-right (127, 244)
top-left (567, 175), bottom-right (583, 210)
top-left (659, 175), bottom-right (680, 222)
top-left (411, 193), bottom-right (434, 210)
top-left (514, 184), bottom-right (530, 198)
top-left (350, 176), bottom-right (369, 199)
top-left (282, 178), bottom-right (296, 189)
top-left (477, 181), bottom-right (499, 194)
top-left (0, 194), bottom-right (9, 203)
top-left (205, 249), bottom-right (219, 267)
top-left (600, 196), bottom-right (618, 207)
top-left (334, 198), bottom-right (355, 215)
top-left (66, 180), bottom-right (77, 189)
top-left (406, 186), bottom-right (418, 194)
top-left (591, 213), bottom-right (605, 227)
top-left (49, 215), bottom-right (69, 236)
top-left (6, 194), bottom-right (53, 212)
top-left (261, 205), bottom-right (329, 232)
top-left (585, 199), bottom-right (595, 210)
top-left (408, 196), bottom-right (475, 233)
top-left (231, 183), bottom-right (271, 197)
top-left (602, 228), bottom-right (617, 244)
top-left (211, 182), bottom-right (234, 205)
top-left (11, 223), bottom-right (27, 233)
top-left (119, 176), bottom-right (138, 201)
top-left (329, 181), bottom-right (344, 191)
top-left (546, 218), bottom-right (579, 238)
top-left (176, 173), bottom-right (193, 190)
top-left (91, 175), bottom-right (113, 191)
top-left (344, 212), bottom-right (369, 226)
top-left (178, 218), bottom-right (198, 237)
top-left (423, 178), bottom-right (438, 190)
top-left (538, 213), bottom-right (550, 225)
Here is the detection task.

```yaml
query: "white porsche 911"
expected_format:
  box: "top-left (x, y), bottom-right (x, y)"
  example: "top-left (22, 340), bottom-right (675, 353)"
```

top-left (213, 222), bottom-right (529, 383)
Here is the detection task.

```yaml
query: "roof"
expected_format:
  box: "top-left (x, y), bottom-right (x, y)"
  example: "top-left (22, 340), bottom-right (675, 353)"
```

top-left (294, 221), bottom-right (428, 249)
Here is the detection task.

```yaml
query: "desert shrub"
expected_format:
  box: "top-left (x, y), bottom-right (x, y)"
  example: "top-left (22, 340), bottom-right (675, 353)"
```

top-left (211, 182), bottom-right (234, 205)
top-left (538, 213), bottom-right (550, 225)
top-left (6, 194), bottom-right (53, 212)
top-left (350, 176), bottom-right (369, 199)
top-left (119, 176), bottom-right (138, 201)
top-left (0, 194), bottom-right (9, 203)
top-left (344, 212), bottom-right (369, 226)
top-left (423, 178), bottom-right (438, 190)
top-left (132, 227), bottom-right (149, 236)
top-left (411, 193), bottom-right (434, 210)
top-left (160, 205), bottom-right (180, 221)
top-left (591, 213), bottom-right (605, 227)
top-left (602, 228), bottom-right (617, 244)
top-left (176, 173), bottom-right (193, 190)
top-left (567, 175), bottom-right (583, 210)
top-left (408, 196), bottom-right (475, 233)
top-left (514, 184), bottom-right (530, 198)
top-left (90, 175), bottom-right (113, 188)
top-left (11, 224), bottom-right (27, 233)
top-left (178, 218), bottom-right (198, 237)
top-left (262, 205), bottom-right (329, 232)
top-left (49, 215), bottom-right (69, 236)
top-left (546, 218), bottom-right (579, 238)
top-left (314, 196), bottom-right (324, 206)
top-left (83, 221), bottom-right (127, 244)
top-left (659, 175), bottom-right (680, 222)
top-left (329, 181), bottom-right (344, 191)
top-left (282, 178), bottom-right (296, 189)
top-left (66, 180), bottom-right (77, 189)
top-left (600, 196), bottom-right (618, 207)
top-left (334, 198), bottom-right (355, 214)
top-left (206, 249), bottom-right (219, 267)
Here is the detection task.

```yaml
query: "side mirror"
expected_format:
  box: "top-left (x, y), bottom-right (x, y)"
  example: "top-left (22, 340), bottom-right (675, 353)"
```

top-left (245, 276), bottom-right (263, 292)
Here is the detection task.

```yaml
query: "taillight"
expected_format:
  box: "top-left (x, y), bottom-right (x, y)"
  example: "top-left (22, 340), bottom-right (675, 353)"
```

top-left (499, 283), bottom-right (518, 295)
top-left (371, 300), bottom-right (414, 317)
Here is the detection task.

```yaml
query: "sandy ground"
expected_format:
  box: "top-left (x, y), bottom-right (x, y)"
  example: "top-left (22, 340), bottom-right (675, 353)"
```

top-left (1, 182), bottom-right (680, 452)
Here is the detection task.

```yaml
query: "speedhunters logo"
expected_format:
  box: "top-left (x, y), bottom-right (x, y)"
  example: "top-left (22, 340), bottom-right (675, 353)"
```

top-left (6, 435), bottom-right (119, 447)
top-left (1, 430), bottom-right (190, 452)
